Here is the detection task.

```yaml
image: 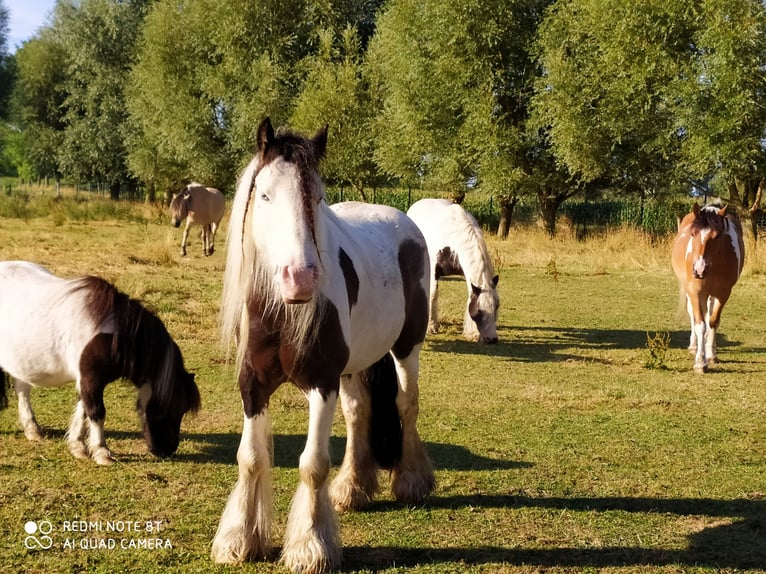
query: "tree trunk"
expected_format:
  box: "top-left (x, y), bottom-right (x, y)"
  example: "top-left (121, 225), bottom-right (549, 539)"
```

top-left (496, 195), bottom-right (519, 239)
top-left (109, 181), bottom-right (120, 201)
top-left (145, 181), bottom-right (156, 204)
top-left (540, 194), bottom-right (561, 237)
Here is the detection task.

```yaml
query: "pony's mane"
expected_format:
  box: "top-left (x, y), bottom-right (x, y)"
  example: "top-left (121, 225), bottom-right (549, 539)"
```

top-left (691, 204), bottom-right (727, 236)
top-left (445, 208), bottom-right (496, 287)
top-left (221, 129), bottom-right (327, 372)
top-left (68, 276), bottom-right (198, 413)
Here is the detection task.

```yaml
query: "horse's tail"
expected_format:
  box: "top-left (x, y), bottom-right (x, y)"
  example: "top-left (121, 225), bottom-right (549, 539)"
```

top-left (361, 353), bottom-right (402, 469)
top-left (0, 366), bottom-right (7, 410)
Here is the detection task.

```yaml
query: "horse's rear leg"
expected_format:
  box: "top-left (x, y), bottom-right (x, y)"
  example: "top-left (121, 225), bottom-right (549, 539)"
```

top-left (66, 400), bottom-right (90, 460)
top-left (208, 222), bottom-right (220, 255)
top-left (180, 221), bottom-right (191, 256)
top-left (202, 224), bottom-right (211, 256)
top-left (391, 348), bottom-right (435, 504)
top-left (282, 388), bottom-right (341, 574)
top-left (14, 380), bottom-right (43, 441)
top-left (331, 373), bottom-right (379, 511)
top-left (212, 412), bottom-right (273, 563)
top-left (428, 280), bottom-right (440, 334)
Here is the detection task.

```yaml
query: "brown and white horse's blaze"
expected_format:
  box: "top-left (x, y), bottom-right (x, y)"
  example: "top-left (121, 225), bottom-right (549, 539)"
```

top-left (169, 183), bottom-right (226, 256)
top-left (671, 203), bottom-right (744, 373)
top-left (407, 198), bottom-right (500, 343)
top-left (0, 261), bottom-right (200, 463)
top-left (213, 118), bottom-right (434, 573)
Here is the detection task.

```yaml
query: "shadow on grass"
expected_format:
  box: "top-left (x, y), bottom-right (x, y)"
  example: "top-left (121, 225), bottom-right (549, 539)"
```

top-left (426, 325), bottom-right (751, 366)
top-left (175, 433), bottom-right (529, 471)
top-left (341, 495), bottom-right (766, 571)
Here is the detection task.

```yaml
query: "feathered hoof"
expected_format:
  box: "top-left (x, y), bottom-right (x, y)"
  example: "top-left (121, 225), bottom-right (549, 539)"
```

top-left (69, 443), bottom-right (90, 461)
top-left (392, 464), bottom-right (436, 505)
top-left (23, 425), bottom-right (44, 442)
top-left (693, 362), bottom-right (708, 374)
top-left (329, 477), bottom-right (374, 512)
top-left (92, 447), bottom-right (116, 465)
top-left (210, 528), bottom-right (271, 565)
top-left (280, 531), bottom-right (341, 574)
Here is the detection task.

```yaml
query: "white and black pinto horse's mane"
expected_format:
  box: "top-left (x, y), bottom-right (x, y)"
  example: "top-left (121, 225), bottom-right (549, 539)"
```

top-left (67, 276), bottom-right (199, 414)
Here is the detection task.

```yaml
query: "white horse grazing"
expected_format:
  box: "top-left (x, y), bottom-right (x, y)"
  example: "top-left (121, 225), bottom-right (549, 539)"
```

top-left (407, 198), bottom-right (500, 343)
top-left (211, 118), bottom-right (434, 573)
top-left (169, 183), bottom-right (225, 256)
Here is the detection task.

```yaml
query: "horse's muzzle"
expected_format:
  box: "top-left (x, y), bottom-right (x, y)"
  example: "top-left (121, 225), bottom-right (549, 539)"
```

top-left (172, 220), bottom-right (181, 228)
top-left (279, 264), bottom-right (318, 303)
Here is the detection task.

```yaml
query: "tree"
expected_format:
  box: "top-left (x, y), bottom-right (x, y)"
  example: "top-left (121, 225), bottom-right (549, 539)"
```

top-left (290, 27), bottom-right (379, 199)
top-left (533, 0), bottom-right (766, 236)
top-left (128, 0), bottom-right (385, 199)
top-left (54, 0), bottom-right (149, 199)
top-left (678, 0), bottom-right (766, 234)
top-left (0, 0), bottom-right (13, 122)
top-left (367, 0), bottom-right (572, 236)
top-left (9, 30), bottom-right (69, 182)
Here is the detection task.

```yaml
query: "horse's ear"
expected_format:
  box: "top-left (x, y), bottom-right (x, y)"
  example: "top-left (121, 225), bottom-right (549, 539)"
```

top-left (719, 205), bottom-right (728, 217)
top-left (471, 283), bottom-right (482, 297)
top-left (312, 124), bottom-right (329, 160)
top-left (693, 203), bottom-right (701, 215)
top-left (492, 275), bottom-right (499, 287)
top-left (256, 117), bottom-right (275, 154)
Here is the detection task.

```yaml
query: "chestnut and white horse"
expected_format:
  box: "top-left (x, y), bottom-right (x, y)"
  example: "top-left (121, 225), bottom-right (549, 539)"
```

top-left (211, 118), bottom-right (434, 573)
top-left (671, 203), bottom-right (744, 373)
top-left (407, 198), bottom-right (499, 343)
top-left (0, 261), bottom-right (200, 463)
top-left (169, 183), bottom-right (225, 256)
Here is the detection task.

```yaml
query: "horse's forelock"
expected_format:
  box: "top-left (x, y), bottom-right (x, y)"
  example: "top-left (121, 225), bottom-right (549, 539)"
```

top-left (690, 205), bottom-right (726, 236)
top-left (258, 128), bottom-right (325, 252)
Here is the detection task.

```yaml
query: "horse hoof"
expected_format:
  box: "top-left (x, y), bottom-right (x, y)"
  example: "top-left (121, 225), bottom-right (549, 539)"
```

top-left (69, 444), bottom-right (90, 460)
top-left (24, 426), bottom-right (44, 441)
top-left (693, 363), bottom-right (708, 374)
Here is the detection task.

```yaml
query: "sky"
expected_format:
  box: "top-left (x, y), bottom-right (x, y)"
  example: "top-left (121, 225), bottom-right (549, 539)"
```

top-left (5, 0), bottom-right (57, 52)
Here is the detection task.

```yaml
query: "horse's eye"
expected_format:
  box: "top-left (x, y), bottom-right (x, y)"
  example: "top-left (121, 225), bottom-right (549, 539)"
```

top-left (471, 310), bottom-right (484, 323)
top-left (260, 193), bottom-right (270, 202)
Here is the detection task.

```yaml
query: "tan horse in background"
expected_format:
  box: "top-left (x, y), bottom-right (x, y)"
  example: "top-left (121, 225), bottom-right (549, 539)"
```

top-left (169, 184), bottom-right (225, 256)
top-left (671, 203), bottom-right (744, 373)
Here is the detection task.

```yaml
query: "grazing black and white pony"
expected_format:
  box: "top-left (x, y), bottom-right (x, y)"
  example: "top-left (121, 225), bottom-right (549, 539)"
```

top-left (407, 198), bottom-right (500, 343)
top-left (212, 118), bottom-right (435, 573)
top-left (0, 261), bottom-right (200, 464)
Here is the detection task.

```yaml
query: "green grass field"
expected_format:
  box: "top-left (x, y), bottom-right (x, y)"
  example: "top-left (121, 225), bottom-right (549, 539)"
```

top-left (0, 196), bottom-right (765, 573)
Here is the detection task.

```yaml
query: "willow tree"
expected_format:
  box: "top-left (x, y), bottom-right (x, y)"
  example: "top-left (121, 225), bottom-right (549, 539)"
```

top-left (534, 0), bottom-right (766, 235)
top-left (368, 0), bottom-right (564, 236)
top-left (128, 0), bottom-right (385, 199)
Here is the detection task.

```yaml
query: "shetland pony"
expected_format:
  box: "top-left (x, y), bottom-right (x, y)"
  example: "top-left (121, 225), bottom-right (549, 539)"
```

top-left (671, 203), bottom-right (744, 373)
top-left (0, 261), bottom-right (200, 464)
top-left (169, 183), bottom-right (225, 256)
top-left (407, 198), bottom-right (500, 343)
top-left (211, 118), bottom-right (435, 573)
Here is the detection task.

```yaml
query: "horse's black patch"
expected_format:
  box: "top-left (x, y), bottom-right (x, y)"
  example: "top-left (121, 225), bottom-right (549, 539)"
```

top-left (339, 248), bottom-right (359, 311)
top-left (392, 239), bottom-right (429, 359)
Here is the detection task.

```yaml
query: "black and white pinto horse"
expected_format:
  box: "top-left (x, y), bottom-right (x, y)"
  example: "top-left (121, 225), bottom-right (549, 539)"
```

top-left (407, 198), bottom-right (500, 343)
top-left (212, 118), bottom-right (435, 573)
top-left (0, 261), bottom-right (200, 464)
